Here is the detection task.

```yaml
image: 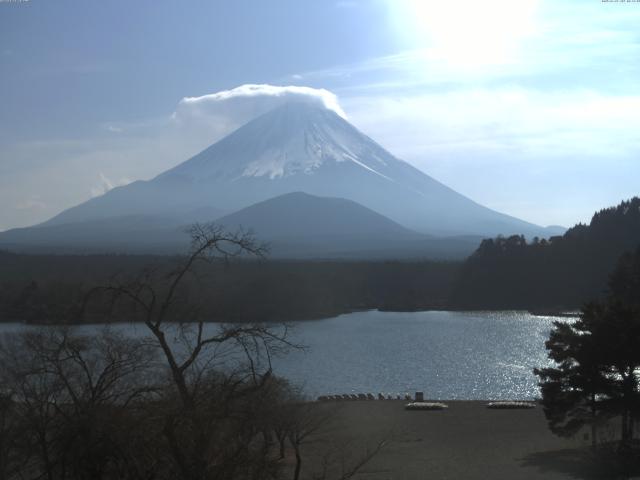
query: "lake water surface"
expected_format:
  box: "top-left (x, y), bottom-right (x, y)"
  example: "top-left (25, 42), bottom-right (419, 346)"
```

top-left (0, 310), bottom-right (567, 400)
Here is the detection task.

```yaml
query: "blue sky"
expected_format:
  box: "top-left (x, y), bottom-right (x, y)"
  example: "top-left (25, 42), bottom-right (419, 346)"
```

top-left (1, 0), bottom-right (639, 231)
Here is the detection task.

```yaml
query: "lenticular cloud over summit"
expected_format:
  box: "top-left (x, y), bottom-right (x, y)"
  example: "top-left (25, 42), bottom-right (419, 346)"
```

top-left (173, 84), bottom-right (347, 134)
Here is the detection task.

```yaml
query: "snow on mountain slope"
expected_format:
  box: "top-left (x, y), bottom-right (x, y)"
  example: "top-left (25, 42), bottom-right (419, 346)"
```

top-left (41, 100), bottom-right (547, 237)
top-left (158, 101), bottom-right (396, 181)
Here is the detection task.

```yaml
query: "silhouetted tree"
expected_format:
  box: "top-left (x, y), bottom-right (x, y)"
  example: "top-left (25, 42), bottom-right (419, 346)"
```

top-left (536, 246), bottom-right (640, 451)
top-left (0, 327), bottom-right (158, 480)
top-left (85, 223), bottom-right (302, 480)
top-left (0, 224), bottom-right (390, 479)
top-left (534, 303), bottom-right (612, 446)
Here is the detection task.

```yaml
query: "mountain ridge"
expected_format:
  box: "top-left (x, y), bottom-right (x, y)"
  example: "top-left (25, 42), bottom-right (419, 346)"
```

top-left (0, 192), bottom-right (482, 259)
top-left (0, 101), bottom-right (568, 258)
top-left (40, 101), bottom-right (552, 238)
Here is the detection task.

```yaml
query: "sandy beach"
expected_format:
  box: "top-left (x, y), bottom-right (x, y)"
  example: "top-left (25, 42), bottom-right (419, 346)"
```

top-left (296, 400), bottom-right (619, 480)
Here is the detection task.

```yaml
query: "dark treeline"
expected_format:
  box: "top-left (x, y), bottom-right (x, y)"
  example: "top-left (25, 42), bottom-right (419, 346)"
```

top-left (0, 251), bottom-right (459, 324)
top-left (452, 197), bottom-right (640, 309)
top-left (2, 197), bottom-right (639, 322)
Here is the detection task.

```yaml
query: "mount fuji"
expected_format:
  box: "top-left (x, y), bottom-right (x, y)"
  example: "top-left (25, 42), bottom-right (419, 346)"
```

top-left (0, 101), bottom-right (561, 256)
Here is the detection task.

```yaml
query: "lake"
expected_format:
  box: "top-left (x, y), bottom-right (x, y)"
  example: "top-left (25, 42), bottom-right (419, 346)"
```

top-left (0, 310), bottom-right (567, 400)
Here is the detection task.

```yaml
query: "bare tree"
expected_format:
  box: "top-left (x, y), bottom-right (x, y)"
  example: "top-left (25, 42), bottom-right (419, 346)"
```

top-left (268, 388), bottom-right (388, 480)
top-left (286, 401), bottom-right (334, 480)
top-left (82, 223), bottom-right (300, 480)
top-left (0, 327), bottom-right (159, 480)
top-left (0, 389), bottom-right (21, 480)
top-left (0, 223), bottom-right (388, 480)
top-left (315, 437), bottom-right (388, 480)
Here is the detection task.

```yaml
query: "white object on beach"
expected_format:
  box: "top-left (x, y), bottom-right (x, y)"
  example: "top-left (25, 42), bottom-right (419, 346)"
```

top-left (405, 402), bottom-right (448, 411)
top-left (486, 401), bottom-right (536, 409)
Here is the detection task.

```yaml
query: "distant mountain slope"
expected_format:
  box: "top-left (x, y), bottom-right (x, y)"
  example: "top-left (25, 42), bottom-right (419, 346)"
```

top-left (0, 207), bottom-right (226, 254)
top-left (0, 192), bottom-right (481, 259)
top-left (216, 192), bottom-right (416, 239)
top-left (214, 192), bottom-right (481, 259)
top-left (40, 101), bottom-right (552, 238)
top-left (452, 197), bottom-right (640, 309)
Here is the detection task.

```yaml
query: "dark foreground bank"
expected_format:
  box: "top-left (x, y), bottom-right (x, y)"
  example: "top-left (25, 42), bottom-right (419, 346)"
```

top-left (294, 400), bottom-right (635, 480)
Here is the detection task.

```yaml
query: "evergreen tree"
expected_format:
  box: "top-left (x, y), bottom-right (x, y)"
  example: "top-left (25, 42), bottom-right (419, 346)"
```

top-left (454, 197), bottom-right (640, 309)
top-left (535, 247), bottom-right (640, 450)
top-left (534, 303), bottom-right (612, 446)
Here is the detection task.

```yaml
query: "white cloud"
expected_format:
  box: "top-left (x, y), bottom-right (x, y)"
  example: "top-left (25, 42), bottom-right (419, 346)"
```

top-left (90, 172), bottom-right (131, 198)
top-left (341, 86), bottom-right (640, 226)
top-left (15, 196), bottom-right (47, 212)
top-left (346, 88), bottom-right (640, 162)
top-left (172, 84), bottom-right (347, 140)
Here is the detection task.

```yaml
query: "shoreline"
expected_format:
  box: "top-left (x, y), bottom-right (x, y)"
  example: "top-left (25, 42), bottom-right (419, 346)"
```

top-left (301, 400), bottom-right (600, 480)
top-left (3, 307), bottom-right (580, 326)
top-left (315, 397), bottom-right (540, 403)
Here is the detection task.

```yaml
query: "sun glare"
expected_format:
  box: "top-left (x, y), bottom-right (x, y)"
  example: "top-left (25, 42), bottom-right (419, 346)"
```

top-left (391, 0), bottom-right (539, 67)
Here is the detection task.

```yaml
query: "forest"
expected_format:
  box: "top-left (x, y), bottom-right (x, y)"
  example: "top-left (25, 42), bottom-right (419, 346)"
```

top-left (452, 197), bottom-right (640, 309)
top-left (1, 197), bottom-right (639, 324)
top-left (0, 251), bottom-right (458, 324)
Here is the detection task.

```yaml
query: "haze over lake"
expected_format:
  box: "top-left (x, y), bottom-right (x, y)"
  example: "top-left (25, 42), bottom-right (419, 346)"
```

top-left (0, 310), bottom-right (565, 400)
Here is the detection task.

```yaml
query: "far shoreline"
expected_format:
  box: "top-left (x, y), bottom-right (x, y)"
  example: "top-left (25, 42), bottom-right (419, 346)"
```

top-left (0, 307), bottom-right (580, 326)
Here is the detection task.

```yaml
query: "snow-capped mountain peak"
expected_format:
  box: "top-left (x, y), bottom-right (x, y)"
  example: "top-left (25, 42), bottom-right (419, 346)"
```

top-left (39, 99), bottom-right (549, 238)
top-left (160, 101), bottom-right (395, 182)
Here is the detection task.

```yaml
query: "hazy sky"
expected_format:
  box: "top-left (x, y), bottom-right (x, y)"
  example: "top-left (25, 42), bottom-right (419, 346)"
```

top-left (1, 0), bottom-right (638, 231)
